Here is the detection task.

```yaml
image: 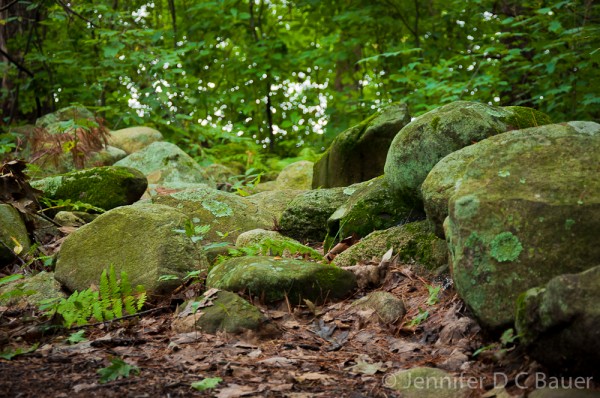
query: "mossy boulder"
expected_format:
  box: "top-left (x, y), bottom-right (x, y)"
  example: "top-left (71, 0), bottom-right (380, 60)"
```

top-left (152, 186), bottom-right (273, 243)
top-left (246, 189), bottom-right (305, 222)
top-left (384, 101), bottom-right (552, 203)
top-left (275, 160), bottom-right (314, 190)
top-left (206, 256), bottom-right (356, 304)
top-left (279, 186), bottom-right (355, 241)
top-left (55, 203), bottom-right (208, 296)
top-left (0, 271), bottom-right (66, 308)
top-left (422, 121), bottom-right (599, 238)
top-left (385, 367), bottom-right (470, 398)
top-left (114, 141), bottom-right (207, 185)
top-left (444, 122), bottom-right (600, 331)
top-left (327, 176), bottom-right (424, 239)
top-left (350, 291), bottom-right (406, 324)
top-left (0, 204), bottom-right (31, 265)
top-left (332, 221), bottom-right (448, 271)
top-left (313, 102), bottom-right (410, 188)
top-left (107, 126), bottom-right (163, 154)
top-left (515, 265), bottom-right (600, 376)
top-left (172, 290), bottom-right (266, 334)
top-left (32, 166), bottom-right (147, 212)
top-left (235, 229), bottom-right (322, 259)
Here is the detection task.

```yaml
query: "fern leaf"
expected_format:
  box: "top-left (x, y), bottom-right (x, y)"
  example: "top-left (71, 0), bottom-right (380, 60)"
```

top-left (92, 301), bottom-right (104, 322)
top-left (123, 296), bottom-right (136, 315)
top-left (120, 271), bottom-right (132, 297)
top-left (136, 292), bottom-right (147, 311)
top-left (112, 297), bottom-right (123, 318)
top-left (108, 265), bottom-right (120, 299)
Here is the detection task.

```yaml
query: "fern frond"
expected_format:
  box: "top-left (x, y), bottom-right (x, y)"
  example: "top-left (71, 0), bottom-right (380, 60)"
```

top-left (108, 265), bottom-right (120, 299)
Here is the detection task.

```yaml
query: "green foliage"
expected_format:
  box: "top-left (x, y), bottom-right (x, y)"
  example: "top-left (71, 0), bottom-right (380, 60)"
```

top-left (173, 217), bottom-right (211, 243)
top-left (473, 328), bottom-right (519, 357)
top-left (0, 343), bottom-right (39, 360)
top-left (218, 237), bottom-right (323, 264)
top-left (406, 308), bottom-right (430, 328)
top-left (97, 358), bottom-right (140, 383)
top-left (191, 377), bottom-right (223, 391)
top-left (2, 0), bottom-right (598, 158)
top-left (39, 265), bottom-right (146, 328)
top-left (67, 330), bottom-right (88, 345)
top-left (0, 274), bottom-right (36, 303)
top-left (426, 284), bottom-right (442, 306)
top-left (39, 197), bottom-right (106, 214)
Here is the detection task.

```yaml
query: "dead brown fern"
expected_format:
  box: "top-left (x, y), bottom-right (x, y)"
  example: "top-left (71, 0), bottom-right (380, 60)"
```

top-left (27, 117), bottom-right (110, 169)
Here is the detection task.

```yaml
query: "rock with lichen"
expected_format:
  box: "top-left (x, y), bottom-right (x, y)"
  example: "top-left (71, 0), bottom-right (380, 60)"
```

top-left (114, 141), bottom-right (207, 185)
top-left (384, 101), bottom-right (552, 203)
top-left (108, 126), bottom-right (163, 154)
top-left (152, 185), bottom-right (273, 243)
top-left (0, 204), bottom-right (31, 266)
top-left (444, 121), bottom-right (600, 331)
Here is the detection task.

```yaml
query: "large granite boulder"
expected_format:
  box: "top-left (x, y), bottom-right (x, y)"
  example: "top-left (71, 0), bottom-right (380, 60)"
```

top-left (313, 102), bottom-right (410, 188)
top-left (32, 166), bottom-right (147, 212)
top-left (114, 141), bottom-right (207, 185)
top-left (327, 176), bottom-right (423, 239)
top-left (55, 203), bottom-right (208, 296)
top-left (152, 186), bottom-right (273, 243)
top-left (0, 204), bottom-right (31, 265)
top-left (207, 256), bottom-right (356, 304)
top-left (422, 121), bottom-right (599, 238)
top-left (516, 265), bottom-right (600, 376)
top-left (384, 101), bottom-right (552, 202)
top-left (108, 126), bottom-right (163, 154)
top-left (444, 122), bottom-right (600, 330)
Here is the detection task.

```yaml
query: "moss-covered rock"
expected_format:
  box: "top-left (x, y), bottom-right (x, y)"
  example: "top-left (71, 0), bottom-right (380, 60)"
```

top-left (275, 160), bottom-right (314, 190)
top-left (27, 145), bottom-right (127, 178)
top-left (444, 122), bottom-right (600, 331)
top-left (206, 256), bottom-right (356, 304)
top-left (32, 166), bottom-right (147, 211)
top-left (350, 291), bottom-right (406, 324)
top-left (384, 101), bottom-right (552, 203)
top-left (235, 229), bottom-right (322, 259)
top-left (55, 203), bottom-right (208, 296)
top-left (152, 186), bottom-right (273, 243)
top-left (246, 189), bottom-right (305, 222)
top-left (422, 121), bottom-right (598, 238)
top-left (172, 290), bottom-right (266, 334)
top-left (515, 265), bottom-right (600, 376)
top-left (332, 221), bottom-right (448, 271)
top-left (313, 102), bottom-right (410, 188)
top-left (384, 367), bottom-right (470, 397)
top-left (108, 126), bottom-right (163, 154)
top-left (114, 141), bottom-right (207, 185)
top-left (327, 176), bottom-right (424, 239)
top-left (279, 186), bottom-right (354, 241)
top-left (0, 204), bottom-right (31, 265)
top-left (0, 271), bottom-right (66, 308)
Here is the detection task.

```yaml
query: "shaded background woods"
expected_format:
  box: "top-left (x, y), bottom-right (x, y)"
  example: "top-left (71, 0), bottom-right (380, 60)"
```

top-left (1, 0), bottom-right (598, 160)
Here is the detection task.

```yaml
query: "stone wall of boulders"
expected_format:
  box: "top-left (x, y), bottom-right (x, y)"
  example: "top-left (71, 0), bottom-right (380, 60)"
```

top-left (2, 101), bottom-right (599, 378)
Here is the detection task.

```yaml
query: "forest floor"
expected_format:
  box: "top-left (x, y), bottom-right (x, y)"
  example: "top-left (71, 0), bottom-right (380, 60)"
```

top-left (0, 259), bottom-right (596, 398)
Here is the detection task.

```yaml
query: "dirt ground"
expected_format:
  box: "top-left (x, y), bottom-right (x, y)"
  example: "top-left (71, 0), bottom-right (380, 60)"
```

top-left (1, 261), bottom-right (597, 398)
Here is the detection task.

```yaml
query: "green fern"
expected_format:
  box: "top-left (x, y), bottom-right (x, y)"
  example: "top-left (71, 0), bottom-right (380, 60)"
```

top-left (217, 237), bottom-right (323, 264)
top-left (39, 265), bottom-right (146, 328)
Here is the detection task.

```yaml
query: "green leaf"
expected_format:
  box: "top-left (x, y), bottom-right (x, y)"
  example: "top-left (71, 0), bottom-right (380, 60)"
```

top-left (0, 274), bottom-right (24, 286)
top-left (98, 358), bottom-right (140, 383)
top-left (0, 343), bottom-right (39, 360)
top-left (67, 330), bottom-right (88, 345)
top-left (191, 377), bottom-right (222, 391)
